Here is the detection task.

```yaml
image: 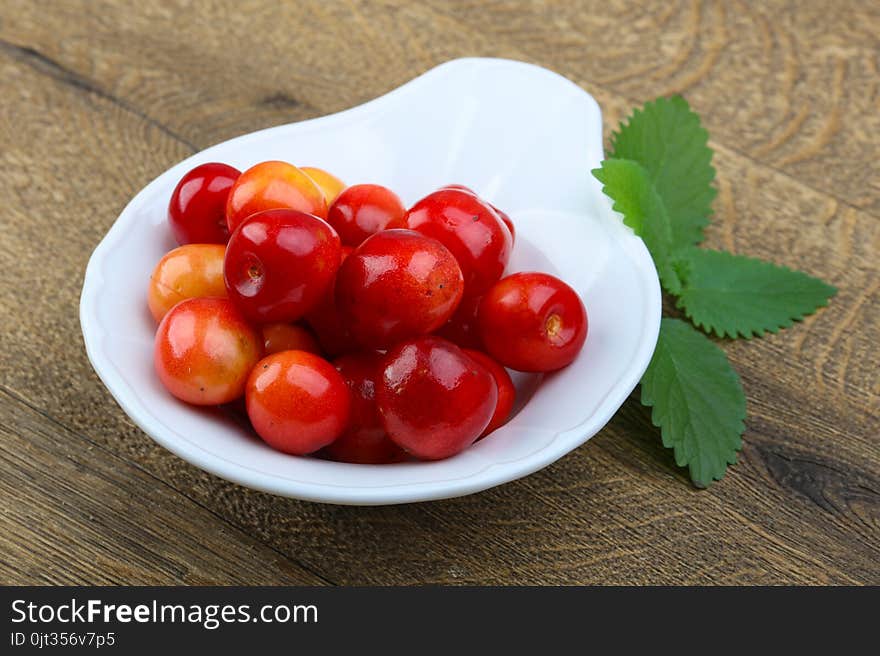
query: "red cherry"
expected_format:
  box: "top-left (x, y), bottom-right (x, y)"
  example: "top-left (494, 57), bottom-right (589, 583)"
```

top-left (224, 209), bottom-right (341, 324)
top-left (490, 204), bottom-right (515, 244)
top-left (168, 162), bottom-right (240, 245)
top-left (323, 352), bottom-right (406, 464)
top-left (306, 301), bottom-right (355, 357)
top-left (463, 349), bottom-right (516, 437)
top-left (147, 244), bottom-right (227, 323)
top-left (225, 160), bottom-right (327, 234)
top-left (304, 246), bottom-right (356, 357)
top-left (326, 184), bottom-right (406, 247)
top-left (245, 350), bottom-right (350, 455)
top-left (154, 297), bottom-right (262, 406)
top-left (478, 272), bottom-right (588, 372)
top-left (335, 229), bottom-right (464, 349)
top-left (261, 322), bottom-right (321, 356)
top-left (377, 336), bottom-right (497, 460)
top-left (404, 189), bottom-right (511, 297)
top-left (439, 183), bottom-right (477, 195)
top-left (437, 185), bottom-right (514, 244)
top-left (301, 166), bottom-right (346, 205)
top-left (435, 293), bottom-right (484, 350)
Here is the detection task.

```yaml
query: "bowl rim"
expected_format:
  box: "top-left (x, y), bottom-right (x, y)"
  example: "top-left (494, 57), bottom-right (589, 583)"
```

top-left (80, 57), bottom-right (661, 505)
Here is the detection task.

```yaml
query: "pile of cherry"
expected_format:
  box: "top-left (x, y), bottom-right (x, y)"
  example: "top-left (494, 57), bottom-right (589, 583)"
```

top-left (149, 160), bottom-right (588, 463)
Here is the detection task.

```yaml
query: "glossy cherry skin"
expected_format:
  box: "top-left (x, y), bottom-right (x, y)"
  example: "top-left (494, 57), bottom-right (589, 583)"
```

top-left (438, 185), bottom-right (514, 243)
top-left (224, 209), bottom-right (341, 324)
top-left (478, 272), bottom-right (588, 372)
top-left (436, 293), bottom-right (484, 350)
top-left (154, 297), bottom-right (263, 405)
top-left (377, 336), bottom-right (497, 460)
top-left (404, 189), bottom-right (511, 297)
top-left (147, 244), bottom-right (227, 322)
top-left (490, 204), bottom-right (515, 244)
top-left (304, 246), bottom-right (356, 357)
top-left (326, 184), bottom-right (406, 247)
top-left (261, 322), bottom-right (321, 356)
top-left (225, 161), bottom-right (327, 234)
top-left (301, 166), bottom-right (346, 205)
top-left (245, 350), bottom-right (351, 455)
top-left (168, 162), bottom-right (240, 245)
top-left (335, 229), bottom-right (464, 349)
top-left (439, 183), bottom-right (477, 195)
top-left (322, 352), bottom-right (406, 464)
top-left (463, 349), bottom-right (515, 437)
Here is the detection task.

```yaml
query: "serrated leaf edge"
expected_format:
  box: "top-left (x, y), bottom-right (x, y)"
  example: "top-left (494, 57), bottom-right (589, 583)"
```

top-left (640, 320), bottom-right (747, 487)
top-left (608, 95), bottom-right (716, 248)
top-left (591, 160), bottom-right (684, 294)
top-left (673, 250), bottom-right (838, 340)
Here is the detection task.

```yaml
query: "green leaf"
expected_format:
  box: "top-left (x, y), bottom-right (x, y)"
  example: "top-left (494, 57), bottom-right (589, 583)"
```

top-left (641, 318), bottom-right (745, 487)
top-left (610, 96), bottom-right (716, 248)
top-left (592, 158), bottom-right (682, 294)
top-left (675, 249), bottom-right (838, 338)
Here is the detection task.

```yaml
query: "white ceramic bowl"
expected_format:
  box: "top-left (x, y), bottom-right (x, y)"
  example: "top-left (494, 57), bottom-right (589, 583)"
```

top-left (80, 58), bottom-right (661, 505)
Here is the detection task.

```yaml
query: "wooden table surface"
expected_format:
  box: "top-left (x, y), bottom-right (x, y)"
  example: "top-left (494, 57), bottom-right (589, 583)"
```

top-left (1, 0), bottom-right (878, 585)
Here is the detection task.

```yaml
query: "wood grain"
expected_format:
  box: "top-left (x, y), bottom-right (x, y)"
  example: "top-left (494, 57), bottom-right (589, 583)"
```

top-left (0, 389), bottom-right (326, 585)
top-left (0, 0), bottom-right (877, 585)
